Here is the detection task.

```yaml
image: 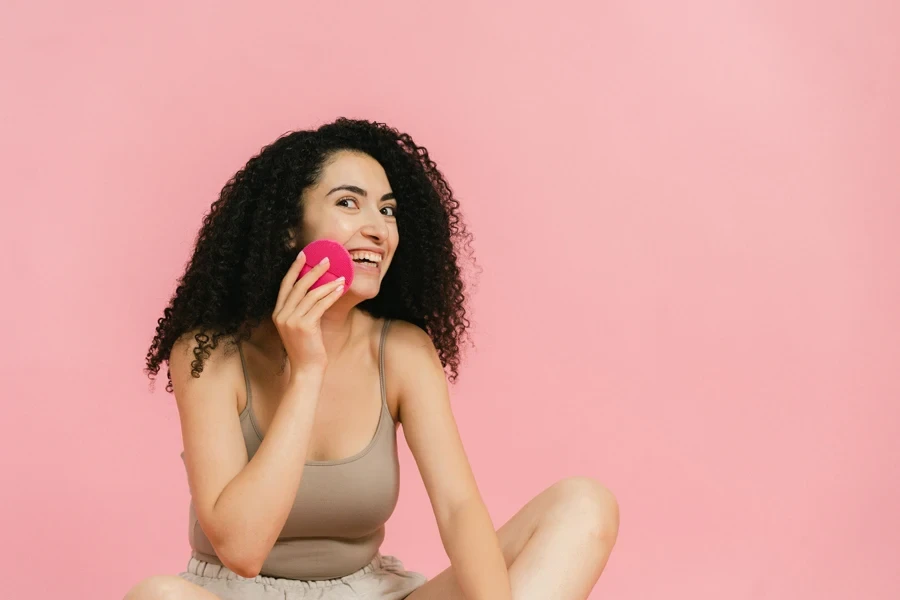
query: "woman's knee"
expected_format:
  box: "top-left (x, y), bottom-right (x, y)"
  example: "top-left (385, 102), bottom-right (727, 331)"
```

top-left (547, 476), bottom-right (620, 541)
top-left (123, 575), bottom-right (193, 600)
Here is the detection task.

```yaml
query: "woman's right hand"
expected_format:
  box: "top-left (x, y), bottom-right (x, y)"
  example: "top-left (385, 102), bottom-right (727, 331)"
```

top-left (272, 252), bottom-right (346, 373)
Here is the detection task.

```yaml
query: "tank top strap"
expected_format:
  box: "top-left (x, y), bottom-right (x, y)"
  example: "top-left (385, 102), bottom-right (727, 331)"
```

top-left (236, 339), bottom-right (253, 414)
top-left (378, 318), bottom-right (392, 411)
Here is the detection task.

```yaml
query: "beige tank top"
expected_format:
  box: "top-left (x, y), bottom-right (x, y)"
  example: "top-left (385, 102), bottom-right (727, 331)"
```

top-left (183, 318), bottom-right (401, 580)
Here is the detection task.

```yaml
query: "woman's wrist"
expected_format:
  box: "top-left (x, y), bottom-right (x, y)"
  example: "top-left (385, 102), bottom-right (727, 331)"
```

top-left (288, 364), bottom-right (326, 389)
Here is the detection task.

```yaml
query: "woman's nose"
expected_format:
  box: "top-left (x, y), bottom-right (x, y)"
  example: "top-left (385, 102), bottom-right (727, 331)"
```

top-left (360, 210), bottom-right (389, 240)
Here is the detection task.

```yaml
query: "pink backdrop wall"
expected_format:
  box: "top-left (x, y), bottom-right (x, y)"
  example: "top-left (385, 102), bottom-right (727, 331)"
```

top-left (2, 2), bottom-right (898, 598)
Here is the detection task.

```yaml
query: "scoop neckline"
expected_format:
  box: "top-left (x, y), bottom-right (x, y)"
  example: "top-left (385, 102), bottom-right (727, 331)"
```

top-left (239, 318), bottom-right (393, 467)
top-left (243, 397), bottom-right (389, 466)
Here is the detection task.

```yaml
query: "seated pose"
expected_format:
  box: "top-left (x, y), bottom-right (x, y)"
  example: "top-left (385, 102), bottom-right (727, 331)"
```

top-left (125, 118), bottom-right (619, 600)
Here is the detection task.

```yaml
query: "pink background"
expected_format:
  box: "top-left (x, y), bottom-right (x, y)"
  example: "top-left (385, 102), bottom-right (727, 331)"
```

top-left (2, 2), bottom-right (898, 598)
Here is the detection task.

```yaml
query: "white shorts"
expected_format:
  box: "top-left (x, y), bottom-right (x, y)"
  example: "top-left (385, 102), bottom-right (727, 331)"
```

top-left (178, 552), bottom-right (428, 600)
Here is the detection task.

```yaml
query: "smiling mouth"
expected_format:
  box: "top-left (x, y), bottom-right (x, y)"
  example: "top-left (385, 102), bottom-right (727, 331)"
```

top-left (352, 259), bottom-right (380, 272)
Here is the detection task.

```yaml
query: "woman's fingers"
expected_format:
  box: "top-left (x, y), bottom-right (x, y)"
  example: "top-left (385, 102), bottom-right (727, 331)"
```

top-left (303, 280), bottom-right (346, 323)
top-left (289, 276), bottom-right (346, 322)
top-left (275, 251), bottom-right (308, 314)
top-left (275, 255), bottom-right (332, 317)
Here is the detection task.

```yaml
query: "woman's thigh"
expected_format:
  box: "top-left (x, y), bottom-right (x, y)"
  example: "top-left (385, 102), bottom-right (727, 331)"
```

top-left (406, 476), bottom-right (614, 600)
top-left (124, 575), bottom-right (221, 600)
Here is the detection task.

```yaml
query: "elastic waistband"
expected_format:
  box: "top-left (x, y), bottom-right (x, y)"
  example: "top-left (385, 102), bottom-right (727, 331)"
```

top-left (184, 552), bottom-right (391, 590)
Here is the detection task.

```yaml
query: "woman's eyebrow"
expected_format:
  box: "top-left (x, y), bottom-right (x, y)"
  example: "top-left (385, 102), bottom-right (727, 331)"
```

top-left (326, 185), bottom-right (395, 201)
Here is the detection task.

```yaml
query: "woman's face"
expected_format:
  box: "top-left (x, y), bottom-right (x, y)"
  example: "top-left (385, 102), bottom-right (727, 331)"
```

top-left (298, 150), bottom-right (399, 300)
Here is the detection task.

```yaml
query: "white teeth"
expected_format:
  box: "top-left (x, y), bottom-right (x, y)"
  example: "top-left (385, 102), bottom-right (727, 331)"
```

top-left (349, 251), bottom-right (382, 263)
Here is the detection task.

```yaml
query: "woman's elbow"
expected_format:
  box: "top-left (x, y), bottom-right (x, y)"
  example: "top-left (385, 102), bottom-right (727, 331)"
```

top-left (217, 544), bottom-right (264, 579)
top-left (209, 532), bottom-right (266, 579)
top-left (227, 559), bottom-right (262, 579)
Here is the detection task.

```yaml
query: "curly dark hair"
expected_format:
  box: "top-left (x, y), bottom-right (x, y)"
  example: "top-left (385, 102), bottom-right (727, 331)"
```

top-left (145, 118), bottom-right (478, 394)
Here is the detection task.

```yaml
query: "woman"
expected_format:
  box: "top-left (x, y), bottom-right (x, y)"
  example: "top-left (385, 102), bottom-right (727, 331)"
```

top-left (125, 118), bottom-right (619, 600)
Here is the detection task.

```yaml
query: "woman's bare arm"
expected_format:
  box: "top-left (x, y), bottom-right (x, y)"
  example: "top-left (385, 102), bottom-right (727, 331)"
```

top-left (172, 335), bottom-right (324, 578)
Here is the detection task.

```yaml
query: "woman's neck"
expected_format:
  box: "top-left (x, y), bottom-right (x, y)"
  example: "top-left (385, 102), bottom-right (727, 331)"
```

top-left (246, 304), bottom-right (362, 365)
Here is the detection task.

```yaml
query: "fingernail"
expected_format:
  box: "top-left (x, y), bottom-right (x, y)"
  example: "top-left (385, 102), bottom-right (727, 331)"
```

top-left (336, 285), bottom-right (345, 294)
top-left (297, 250), bottom-right (305, 260)
top-left (319, 257), bottom-right (330, 265)
top-left (335, 276), bottom-right (345, 283)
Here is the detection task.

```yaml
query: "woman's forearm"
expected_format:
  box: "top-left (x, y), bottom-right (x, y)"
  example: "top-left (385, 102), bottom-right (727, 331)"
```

top-left (210, 368), bottom-right (324, 574)
top-left (443, 500), bottom-right (512, 600)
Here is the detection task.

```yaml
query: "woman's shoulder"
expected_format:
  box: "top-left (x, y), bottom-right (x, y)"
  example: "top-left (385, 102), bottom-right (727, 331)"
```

top-left (381, 318), bottom-right (442, 378)
top-left (358, 314), bottom-right (427, 353)
top-left (384, 318), bottom-right (433, 349)
top-left (168, 328), bottom-right (243, 395)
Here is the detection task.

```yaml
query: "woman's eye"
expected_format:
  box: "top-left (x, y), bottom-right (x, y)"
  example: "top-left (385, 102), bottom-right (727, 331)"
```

top-left (338, 197), bottom-right (358, 208)
top-left (382, 206), bottom-right (397, 217)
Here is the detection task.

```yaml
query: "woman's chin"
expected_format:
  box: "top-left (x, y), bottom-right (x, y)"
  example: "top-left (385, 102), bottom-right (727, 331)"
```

top-left (343, 283), bottom-right (380, 301)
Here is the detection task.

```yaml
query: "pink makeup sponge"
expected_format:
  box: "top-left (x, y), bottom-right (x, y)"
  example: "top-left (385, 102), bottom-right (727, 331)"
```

top-left (297, 239), bottom-right (355, 291)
